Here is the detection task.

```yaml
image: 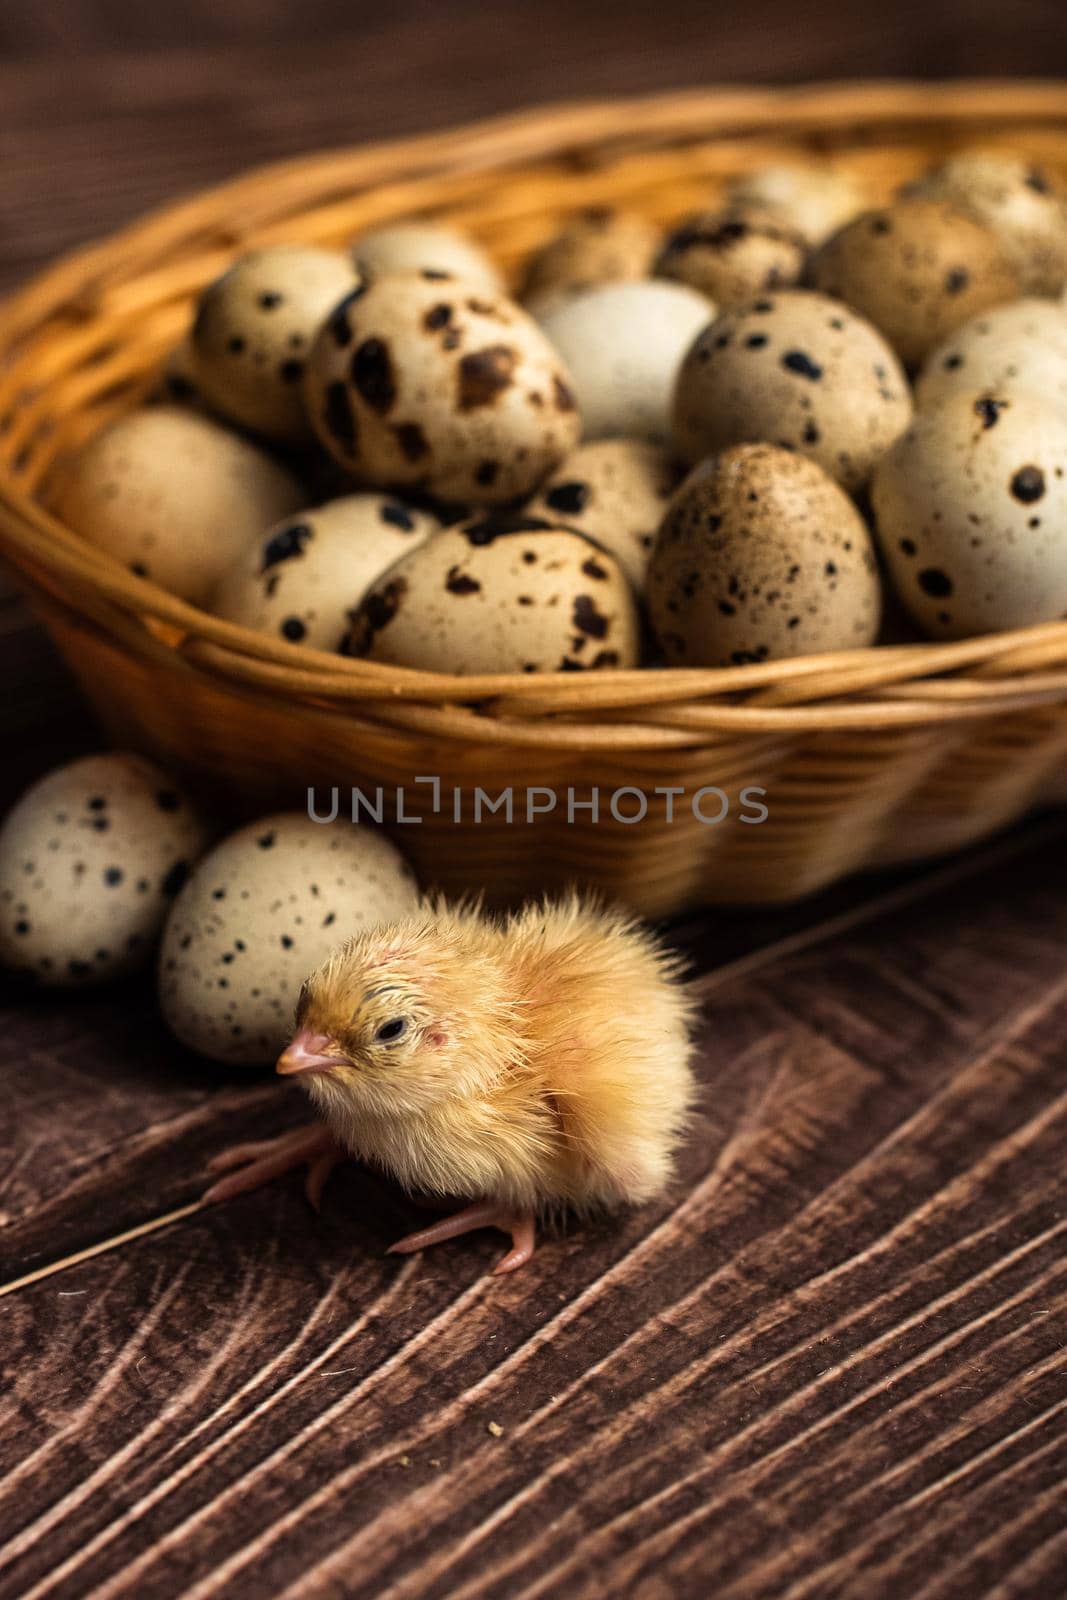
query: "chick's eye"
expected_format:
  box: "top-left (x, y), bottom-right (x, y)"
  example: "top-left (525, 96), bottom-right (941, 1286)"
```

top-left (375, 1017), bottom-right (408, 1044)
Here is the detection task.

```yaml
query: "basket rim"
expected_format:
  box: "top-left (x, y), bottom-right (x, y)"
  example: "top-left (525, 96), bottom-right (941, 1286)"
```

top-left (3, 77), bottom-right (1067, 740)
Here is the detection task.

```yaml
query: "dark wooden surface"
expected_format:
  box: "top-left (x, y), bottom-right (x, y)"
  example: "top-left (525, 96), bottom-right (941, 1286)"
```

top-left (2, 4), bottom-right (1067, 1597)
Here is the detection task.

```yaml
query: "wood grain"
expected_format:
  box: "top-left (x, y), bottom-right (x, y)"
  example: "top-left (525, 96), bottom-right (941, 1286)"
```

top-left (1, 824), bottom-right (1066, 1599)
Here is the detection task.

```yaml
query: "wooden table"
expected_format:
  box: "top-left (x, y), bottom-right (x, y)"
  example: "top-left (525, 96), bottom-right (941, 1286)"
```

top-left (2, 5), bottom-right (1067, 1596)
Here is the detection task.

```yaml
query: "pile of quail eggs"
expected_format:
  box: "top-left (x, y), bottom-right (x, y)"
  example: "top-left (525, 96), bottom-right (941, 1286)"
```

top-left (50, 148), bottom-right (1067, 671)
top-left (0, 749), bottom-right (420, 1063)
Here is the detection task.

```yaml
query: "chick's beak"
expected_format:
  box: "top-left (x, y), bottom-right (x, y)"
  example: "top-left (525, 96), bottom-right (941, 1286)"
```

top-left (276, 1028), bottom-right (348, 1078)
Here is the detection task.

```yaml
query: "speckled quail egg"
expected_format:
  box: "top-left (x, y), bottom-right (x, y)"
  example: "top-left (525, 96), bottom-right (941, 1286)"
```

top-left (871, 389), bottom-right (1067, 638)
top-left (809, 199), bottom-right (1021, 367)
top-left (655, 212), bottom-right (806, 308)
top-left (672, 290), bottom-right (912, 493)
top-left (51, 406), bottom-right (304, 603)
top-left (723, 164), bottom-right (866, 246)
top-left (210, 493), bottom-right (439, 650)
top-left (915, 299), bottom-right (1067, 411)
top-left (351, 221), bottom-right (503, 295)
top-left (647, 444), bottom-right (881, 667)
top-left (159, 813), bottom-right (419, 1064)
top-left (525, 438), bottom-right (679, 587)
top-left (158, 338), bottom-right (204, 408)
top-left (305, 274), bottom-right (580, 502)
top-left (0, 753), bottom-right (208, 987)
top-left (905, 150), bottom-right (1067, 297)
top-left (522, 208), bottom-right (661, 315)
top-left (346, 515), bottom-right (641, 674)
top-left (538, 280), bottom-right (713, 444)
top-left (190, 246), bottom-right (361, 442)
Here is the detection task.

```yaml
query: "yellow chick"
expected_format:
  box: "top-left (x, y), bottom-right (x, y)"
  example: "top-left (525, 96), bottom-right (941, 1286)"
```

top-left (203, 894), bottom-right (696, 1273)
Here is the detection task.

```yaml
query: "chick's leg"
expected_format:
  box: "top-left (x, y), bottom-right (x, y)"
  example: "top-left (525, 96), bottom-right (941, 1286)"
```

top-left (202, 1124), bottom-right (344, 1211)
top-left (387, 1202), bottom-right (537, 1274)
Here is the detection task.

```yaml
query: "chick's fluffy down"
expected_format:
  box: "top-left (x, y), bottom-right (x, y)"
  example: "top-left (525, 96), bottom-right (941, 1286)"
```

top-left (301, 894), bottom-right (698, 1218)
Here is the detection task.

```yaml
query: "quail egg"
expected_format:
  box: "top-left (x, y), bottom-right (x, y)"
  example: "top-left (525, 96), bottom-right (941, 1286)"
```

top-left (905, 150), bottom-right (1067, 297)
top-left (525, 438), bottom-right (678, 587)
top-left (655, 212), bottom-right (806, 307)
top-left (871, 389), bottom-right (1067, 638)
top-left (723, 164), bottom-right (866, 246)
top-left (809, 199), bottom-right (1021, 367)
top-left (672, 290), bottom-right (912, 493)
top-left (158, 812), bottom-right (419, 1064)
top-left (350, 221), bottom-right (503, 295)
top-left (522, 207), bottom-right (660, 314)
top-left (647, 444), bottom-right (881, 666)
top-left (0, 753), bottom-right (209, 986)
top-left (538, 279), bottom-right (713, 443)
top-left (915, 298), bottom-right (1067, 410)
top-left (51, 406), bottom-right (305, 603)
top-left (190, 246), bottom-right (361, 442)
top-left (305, 274), bottom-right (580, 502)
top-left (346, 515), bottom-right (642, 674)
top-left (210, 494), bottom-right (439, 650)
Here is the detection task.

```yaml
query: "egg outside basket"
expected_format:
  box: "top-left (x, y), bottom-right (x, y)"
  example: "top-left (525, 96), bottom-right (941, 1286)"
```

top-left (2, 80), bottom-right (1067, 918)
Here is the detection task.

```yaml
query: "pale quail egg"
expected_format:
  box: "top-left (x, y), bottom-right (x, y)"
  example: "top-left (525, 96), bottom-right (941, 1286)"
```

top-left (50, 406), bottom-right (305, 603)
top-left (871, 389), bottom-right (1067, 638)
top-left (210, 494), bottom-right (439, 650)
top-left (723, 164), bottom-right (866, 246)
top-left (190, 246), bottom-right (361, 442)
top-left (915, 299), bottom-right (1067, 410)
top-left (158, 813), bottom-right (419, 1064)
top-left (647, 444), bottom-right (881, 667)
top-left (525, 438), bottom-right (679, 587)
top-left (809, 199), bottom-right (1021, 367)
top-left (538, 279), bottom-right (714, 443)
top-left (305, 274), bottom-right (580, 502)
top-left (655, 212), bottom-right (806, 307)
top-left (522, 207), bottom-right (660, 315)
top-left (346, 515), bottom-right (641, 674)
top-left (0, 753), bottom-right (208, 986)
top-left (672, 290), bottom-right (912, 493)
top-left (905, 150), bottom-right (1067, 296)
top-left (351, 221), bottom-right (503, 296)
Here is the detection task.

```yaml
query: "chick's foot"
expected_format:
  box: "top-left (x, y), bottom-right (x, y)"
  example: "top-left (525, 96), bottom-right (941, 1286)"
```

top-left (202, 1124), bottom-right (344, 1211)
top-left (387, 1201), bottom-right (537, 1274)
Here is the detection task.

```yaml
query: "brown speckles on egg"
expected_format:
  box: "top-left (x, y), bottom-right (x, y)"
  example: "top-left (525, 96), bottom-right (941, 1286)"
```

top-left (528, 438), bottom-right (677, 587)
top-left (351, 338), bottom-right (397, 413)
top-left (1010, 465), bottom-right (1046, 503)
top-left (647, 443), bottom-right (881, 666)
top-left (190, 246), bottom-right (360, 441)
top-left (572, 594), bottom-right (609, 638)
top-left (673, 290), bottom-right (912, 493)
top-left (445, 566), bottom-right (482, 596)
top-left (810, 199), bottom-right (1020, 366)
top-left (906, 150), bottom-right (1067, 296)
top-left (0, 754), bottom-right (208, 988)
top-left (422, 303), bottom-right (453, 332)
top-left (305, 273), bottom-right (578, 501)
top-left (213, 494), bottom-right (439, 652)
top-left (158, 813), bottom-right (418, 1064)
top-left (781, 350), bottom-right (823, 381)
top-left (871, 388), bottom-right (1067, 637)
top-left (353, 520), bottom-right (639, 674)
top-left (656, 210), bottom-right (805, 307)
top-left (458, 345), bottom-right (518, 409)
top-left (393, 421), bottom-right (429, 462)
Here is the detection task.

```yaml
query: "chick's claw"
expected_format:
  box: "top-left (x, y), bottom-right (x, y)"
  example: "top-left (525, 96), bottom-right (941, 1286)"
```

top-left (387, 1201), bottom-right (537, 1275)
top-left (202, 1124), bottom-right (344, 1210)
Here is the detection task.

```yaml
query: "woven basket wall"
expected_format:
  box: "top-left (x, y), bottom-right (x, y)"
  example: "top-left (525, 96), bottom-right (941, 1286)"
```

top-left (2, 80), bottom-right (1067, 916)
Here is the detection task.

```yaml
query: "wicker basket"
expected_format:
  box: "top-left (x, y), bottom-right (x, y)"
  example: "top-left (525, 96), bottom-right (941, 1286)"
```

top-left (2, 80), bottom-right (1067, 917)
